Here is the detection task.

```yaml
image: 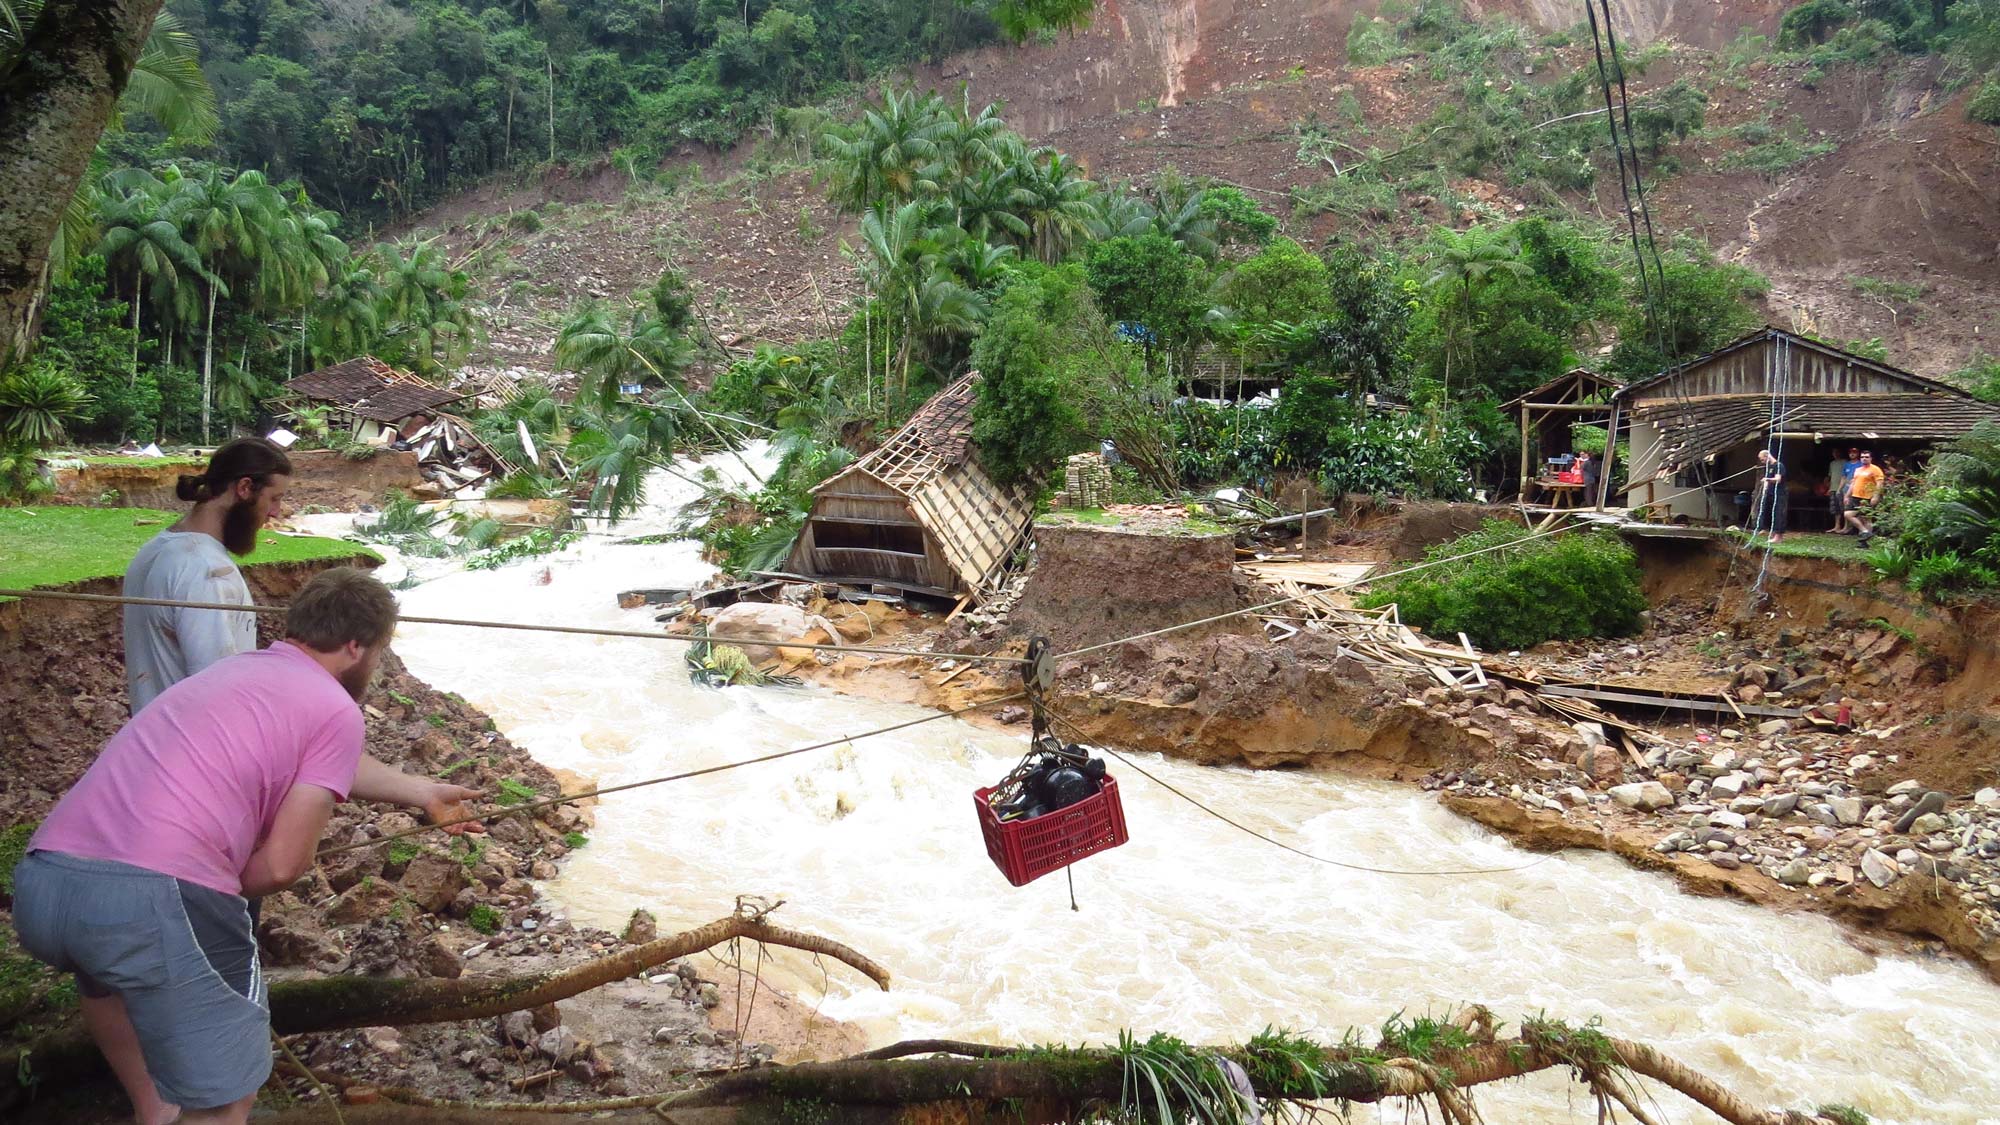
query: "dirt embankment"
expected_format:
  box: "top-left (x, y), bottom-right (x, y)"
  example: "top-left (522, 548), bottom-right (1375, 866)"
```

top-left (1006, 524), bottom-right (1249, 653)
top-left (52, 449), bottom-right (424, 513)
top-left (1, 559), bottom-right (813, 1116)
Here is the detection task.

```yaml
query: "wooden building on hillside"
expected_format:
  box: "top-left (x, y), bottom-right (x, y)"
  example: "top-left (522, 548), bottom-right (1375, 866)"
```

top-left (1615, 328), bottom-right (2000, 526)
top-left (1504, 369), bottom-right (1622, 508)
top-left (785, 373), bottom-right (1034, 600)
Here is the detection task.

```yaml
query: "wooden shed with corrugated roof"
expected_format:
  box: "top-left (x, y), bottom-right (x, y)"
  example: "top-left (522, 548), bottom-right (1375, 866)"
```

top-left (1615, 327), bottom-right (2000, 524)
top-left (785, 373), bottom-right (1034, 599)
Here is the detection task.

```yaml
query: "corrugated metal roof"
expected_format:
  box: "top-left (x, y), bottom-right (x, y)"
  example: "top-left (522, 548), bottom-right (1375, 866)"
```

top-left (285, 356), bottom-right (464, 423)
top-left (1632, 393), bottom-right (2000, 472)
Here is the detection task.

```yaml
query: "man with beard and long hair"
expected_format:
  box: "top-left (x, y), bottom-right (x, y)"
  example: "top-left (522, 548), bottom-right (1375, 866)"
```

top-left (12, 569), bottom-right (482, 1125)
top-left (123, 438), bottom-right (295, 713)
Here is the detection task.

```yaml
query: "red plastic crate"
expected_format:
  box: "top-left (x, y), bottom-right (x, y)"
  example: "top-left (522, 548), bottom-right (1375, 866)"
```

top-left (973, 776), bottom-right (1129, 887)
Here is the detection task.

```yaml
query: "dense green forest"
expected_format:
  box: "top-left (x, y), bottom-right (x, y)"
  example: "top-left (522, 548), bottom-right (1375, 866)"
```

top-left (3, 0), bottom-right (1998, 527)
top-left (162, 0), bottom-right (1090, 218)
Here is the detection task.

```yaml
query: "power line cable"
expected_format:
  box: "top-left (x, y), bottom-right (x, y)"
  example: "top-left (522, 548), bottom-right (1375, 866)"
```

top-left (0, 587), bottom-right (1026, 666)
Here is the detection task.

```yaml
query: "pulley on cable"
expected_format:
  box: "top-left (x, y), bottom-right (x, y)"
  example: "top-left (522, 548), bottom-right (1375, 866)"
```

top-left (973, 637), bottom-right (1129, 888)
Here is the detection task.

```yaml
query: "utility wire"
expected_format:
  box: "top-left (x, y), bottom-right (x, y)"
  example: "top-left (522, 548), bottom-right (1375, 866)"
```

top-left (319, 691), bottom-right (1029, 857)
top-left (0, 587), bottom-right (1025, 666)
top-left (1044, 709), bottom-right (1554, 878)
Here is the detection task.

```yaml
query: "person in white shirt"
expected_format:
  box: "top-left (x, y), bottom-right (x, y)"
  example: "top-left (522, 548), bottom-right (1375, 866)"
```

top-left (124, 438), bottom-right (294, 713)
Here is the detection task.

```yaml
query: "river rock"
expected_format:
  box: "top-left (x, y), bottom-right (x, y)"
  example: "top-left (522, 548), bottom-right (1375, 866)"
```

top-left (1909, 812), bottom-right (1950, 837)
top-left (537, 1026), bottom-right (582, 1063)
top-left (1710, 773), bottom-right (1751, 799)
top-left (1709, 810), bottom-right (1749, 831)
top-left (1572, 721), bottom-right (1607, 749)
top-left (1756, 719), bottom-right (1790, 737)
top-left (1762, 792), bottom-right (1800, 817)
top-left (1893, 791), bottom-right (1948, 834)
top-left (399, 853), bottom-right (470, 912)
top-left (1976, 787), bottom-right (2000, 808)
top-left (1861, 849), bottom-right (1900, 888)
top-left (1831, 796), bottom-right (1865, 826)
top-left (326, 878), bottom-right (402, 925)
top-left (1708, 853), bottom-right (1742, 870)
top-left (1886, 779), bottom-right (1925, 796)
top-left (498, 1011), bottom-right (536, 1047)
top-left (1776, 858), bottom-right (1811, 886)
top-left (1610, 782), bottom-right (1674, 811)
top-left (698, 982), bottom-right (721, 1009)
top-left (623, 908), bottom-right (659, 945)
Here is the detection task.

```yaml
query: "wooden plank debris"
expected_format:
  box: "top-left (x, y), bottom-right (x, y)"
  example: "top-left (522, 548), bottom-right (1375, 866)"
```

top-left (1537, 683), bottom-right (1804, 719)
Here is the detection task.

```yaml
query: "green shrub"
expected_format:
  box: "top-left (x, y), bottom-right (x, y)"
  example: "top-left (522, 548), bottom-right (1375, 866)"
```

top-left (0, 822), bottom-right (36, 894)
top-left (1907, 551), bottom-right (1998, 602)
top-left (466, 903), bottom-right (502, 935)
top-left (1970, 78), bottom-right (2000, 125)
top-left (1779, 0), bottom-right (1855, 48)
top-left (495, 778), bottom-right (539, 806)
top-left (1360, 522), bottom-right (1648, 650)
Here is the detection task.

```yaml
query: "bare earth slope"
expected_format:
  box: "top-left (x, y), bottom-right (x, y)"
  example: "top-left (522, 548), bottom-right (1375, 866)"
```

top-left (408, 0), bottom-right (1998, 381)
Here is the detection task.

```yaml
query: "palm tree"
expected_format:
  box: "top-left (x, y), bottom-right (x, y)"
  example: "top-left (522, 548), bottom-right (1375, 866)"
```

top-left (95, 173), bottom-right (207, 393)
top-left (308, 261), bottom-right (383, 366)
top-left (372, 241), bottom-right (476, 375)
top-left (0, 363), bottom-right (93, 447)
top-left (172, 166), bottom-right (287, 441)
top-left (1008, 149), bottom-right (1100, 264)
top-left (555, 300), bottom-right (759, 483)
top-left (1425, 226), bottom-right (1531, 395)
top-left (820, 88), bottom-right (949, 213)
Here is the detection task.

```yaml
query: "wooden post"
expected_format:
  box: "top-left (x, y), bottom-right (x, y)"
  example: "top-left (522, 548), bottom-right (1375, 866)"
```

top-left (1519, 403), bottom-right (1532, 504)
top-left (1595, 401), bottom-right (1622, 511)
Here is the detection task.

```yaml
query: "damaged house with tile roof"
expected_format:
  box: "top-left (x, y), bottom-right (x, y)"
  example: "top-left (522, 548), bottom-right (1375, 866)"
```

top-left (1614, 328), bottom-right (2000, 528)
top-left (277, 356), bottom-right (516, 495)
top-left (785, 373), bottom-right (1035, 600)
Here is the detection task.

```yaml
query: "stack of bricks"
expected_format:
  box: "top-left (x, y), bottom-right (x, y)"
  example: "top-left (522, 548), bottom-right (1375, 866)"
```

top-left (1056, 452), bottom-right (1112, 509)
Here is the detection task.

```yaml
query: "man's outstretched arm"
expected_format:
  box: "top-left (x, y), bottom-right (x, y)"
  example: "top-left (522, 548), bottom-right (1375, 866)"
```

top-left (348, 754), bottom-right (485, 834)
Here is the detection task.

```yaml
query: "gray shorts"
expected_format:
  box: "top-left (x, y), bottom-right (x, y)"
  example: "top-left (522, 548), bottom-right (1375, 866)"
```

top-left (11, 851), bottom-right (271, 1109)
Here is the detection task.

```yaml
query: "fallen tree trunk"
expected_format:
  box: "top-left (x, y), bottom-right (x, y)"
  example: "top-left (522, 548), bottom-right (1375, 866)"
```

top-left (270, 911), bottom-right (888, 1034)
top-left (649, 1033), bottom-right (1840, 1125)
top-left (0, 910), bottom-right (885, 1108)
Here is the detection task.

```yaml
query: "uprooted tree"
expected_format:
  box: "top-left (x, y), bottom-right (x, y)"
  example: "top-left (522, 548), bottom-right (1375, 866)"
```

top-left (4, 904), bottom-right (1868, 1125)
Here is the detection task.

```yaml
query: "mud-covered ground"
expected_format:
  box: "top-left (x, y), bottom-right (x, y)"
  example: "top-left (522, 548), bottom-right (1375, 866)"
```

top-left (0, 559), bottom-right (821, 1122)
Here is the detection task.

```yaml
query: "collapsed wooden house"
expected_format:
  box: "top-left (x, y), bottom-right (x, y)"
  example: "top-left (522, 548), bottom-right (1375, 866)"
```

top-left (785, 373), bottom-right (1034, 600)
top-left (280, 356), bottom-right (466, 442)
top-left (277, 356), bottom-right (515, 496)
top-left (1615, 327), bottom-right (2000, 526)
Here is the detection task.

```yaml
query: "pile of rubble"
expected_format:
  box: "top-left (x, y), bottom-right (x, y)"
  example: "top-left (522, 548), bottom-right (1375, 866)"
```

top-left (401, 412), bottom-right (518, 499)
top-left (1418, 677), bottom-right (2000, 942)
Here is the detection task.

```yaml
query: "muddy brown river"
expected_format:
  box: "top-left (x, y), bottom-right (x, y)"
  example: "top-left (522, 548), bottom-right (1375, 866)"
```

top-left (389, 463), bottom-right (2000, 1125)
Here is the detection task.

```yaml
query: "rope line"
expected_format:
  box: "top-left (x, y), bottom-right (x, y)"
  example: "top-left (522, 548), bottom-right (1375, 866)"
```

top-left (1045, 709), bottom-right (1555, 878)
top-left (0, 587), bottom-right (1025, 666)
top-left (318, 691), bottom-right (1029, 857)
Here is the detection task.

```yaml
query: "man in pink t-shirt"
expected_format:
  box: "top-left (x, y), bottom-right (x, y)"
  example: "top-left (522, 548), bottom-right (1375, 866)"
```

top-left (13, 569), bottom-right (480, 1125)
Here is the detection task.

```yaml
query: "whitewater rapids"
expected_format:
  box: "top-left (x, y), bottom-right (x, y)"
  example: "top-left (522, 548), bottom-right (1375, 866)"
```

top-left (390, 454), bottom-right (2000, 1125)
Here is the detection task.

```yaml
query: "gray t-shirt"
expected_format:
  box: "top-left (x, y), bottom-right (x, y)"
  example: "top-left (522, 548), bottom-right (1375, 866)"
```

top-left (123, 531), bottom-right (257, 712)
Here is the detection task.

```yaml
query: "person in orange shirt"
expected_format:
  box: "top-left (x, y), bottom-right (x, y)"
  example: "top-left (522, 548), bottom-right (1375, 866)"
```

top-left (1846, 450), bottom-right (1888, 542)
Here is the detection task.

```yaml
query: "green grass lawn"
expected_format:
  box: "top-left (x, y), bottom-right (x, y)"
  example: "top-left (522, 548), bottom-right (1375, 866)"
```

top-left (1726, 529), bottom-right (1877, 564)
top-left (0, 507), bottom-right (376, 600)
top-left (1038, 506), bottom-right (1233, 536)
top-left (65, 454), bottom-right (202, 467)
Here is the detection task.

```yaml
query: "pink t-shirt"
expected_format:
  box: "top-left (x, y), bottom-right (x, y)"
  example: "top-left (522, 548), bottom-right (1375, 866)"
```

top-left (33, 641), bottom-right (365, 896)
